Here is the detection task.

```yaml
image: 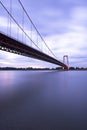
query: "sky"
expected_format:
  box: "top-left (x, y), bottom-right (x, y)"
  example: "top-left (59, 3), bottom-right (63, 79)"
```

top-left (0, 0), bottom-right (87, 68)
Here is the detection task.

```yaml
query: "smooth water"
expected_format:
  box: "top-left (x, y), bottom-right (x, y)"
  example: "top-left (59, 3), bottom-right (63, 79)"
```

top-left (0, 70), bottom-right (87, 130)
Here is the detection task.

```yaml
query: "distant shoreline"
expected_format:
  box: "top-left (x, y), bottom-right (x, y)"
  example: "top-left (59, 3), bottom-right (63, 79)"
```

top-left (0, 67), bottom-right (50, 71)
top-left (0, 67), bottom-right (87, 71)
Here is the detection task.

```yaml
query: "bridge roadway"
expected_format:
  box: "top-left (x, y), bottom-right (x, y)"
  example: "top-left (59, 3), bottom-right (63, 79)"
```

top-left (0, 32), bottom-right (67, 68)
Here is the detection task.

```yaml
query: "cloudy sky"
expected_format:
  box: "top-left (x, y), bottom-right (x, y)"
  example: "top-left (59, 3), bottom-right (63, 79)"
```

top-left (0, 0), bottom-right (87, 68)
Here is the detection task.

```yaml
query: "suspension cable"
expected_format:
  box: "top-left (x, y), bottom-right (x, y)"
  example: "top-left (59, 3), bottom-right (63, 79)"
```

top-left (0, 1), bottom-right (41, 51)
top-left (10, 0), bottom-right (12, 36)
top-left (18, 0), bottom-right (57, 59)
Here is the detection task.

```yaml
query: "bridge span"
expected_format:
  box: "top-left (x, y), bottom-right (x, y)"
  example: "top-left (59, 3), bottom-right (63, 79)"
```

top-left (0, 33), bottom-right (68, 69)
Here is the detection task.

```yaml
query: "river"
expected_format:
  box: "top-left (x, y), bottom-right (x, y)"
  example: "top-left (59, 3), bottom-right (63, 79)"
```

top-left (0, 70), bottom-right (87, 130)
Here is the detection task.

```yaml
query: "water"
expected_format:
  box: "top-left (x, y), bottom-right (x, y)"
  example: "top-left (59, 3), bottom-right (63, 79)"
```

top-left (0, 70), bottom-right (87, 130)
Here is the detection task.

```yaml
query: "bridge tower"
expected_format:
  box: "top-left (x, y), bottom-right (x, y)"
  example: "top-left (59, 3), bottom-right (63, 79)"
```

top-left (63, 55), bottom-right (69, 70)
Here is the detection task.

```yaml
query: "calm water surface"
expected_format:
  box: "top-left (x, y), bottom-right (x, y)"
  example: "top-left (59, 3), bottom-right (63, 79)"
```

top-left (0, 70), bottom-right (87, 130)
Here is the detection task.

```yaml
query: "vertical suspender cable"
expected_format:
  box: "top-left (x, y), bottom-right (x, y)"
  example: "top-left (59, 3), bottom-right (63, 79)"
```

top-left (18, 0), bottom-right (57, 59)
top-left (0, 1), bottom-right (41, 50)
top-left (17, 25), bottom-right (19, 40)
top-left (10, 0), bottom-right (12, 36)
top-left (30, 23), bottom-right (32, 47)
top-left (7, 8), bottom-right (9, 35)
top-left (37, 31), bottom-right (38, 46)
top-left (22, 7), bottom-right (24, 42)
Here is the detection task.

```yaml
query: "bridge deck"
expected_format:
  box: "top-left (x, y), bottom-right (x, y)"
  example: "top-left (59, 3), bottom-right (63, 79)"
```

top-left (0, 32), bottom-right (67, 68)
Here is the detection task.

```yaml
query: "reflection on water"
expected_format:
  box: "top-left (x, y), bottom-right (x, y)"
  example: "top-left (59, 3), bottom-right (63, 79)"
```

top-left (0, 71), bottom-right (15, 97)
top-left (0, 71), bottom-right (14, 86)
top-left (0, 70), bottom-right (87, 130)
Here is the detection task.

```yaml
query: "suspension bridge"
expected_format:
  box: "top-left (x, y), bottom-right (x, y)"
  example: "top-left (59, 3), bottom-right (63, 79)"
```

top-left (0, 0), bottom-right (68, 69)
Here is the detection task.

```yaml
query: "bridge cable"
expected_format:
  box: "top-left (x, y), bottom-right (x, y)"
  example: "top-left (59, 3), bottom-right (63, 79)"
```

top-left (22, 5), bottom-right (24, 42)
top-left (18, 0), bottom-right (57, 59)
top-left (10, 0), bottom-right (12, 36)
top-left (0, 1), bottom-right (41, 51)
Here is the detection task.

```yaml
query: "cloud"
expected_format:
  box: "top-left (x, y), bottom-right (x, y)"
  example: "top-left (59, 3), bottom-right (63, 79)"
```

top-left (70, 6), bottom-right (87, 26)
top-left (43, 5), bottom-right (87, 67)
top-left (1, 0), bottom-right (87, 67)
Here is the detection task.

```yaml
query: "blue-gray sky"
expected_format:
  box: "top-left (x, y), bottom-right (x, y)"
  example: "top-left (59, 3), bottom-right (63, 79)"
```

top-left (0, 0), bottom-right (87, 68)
